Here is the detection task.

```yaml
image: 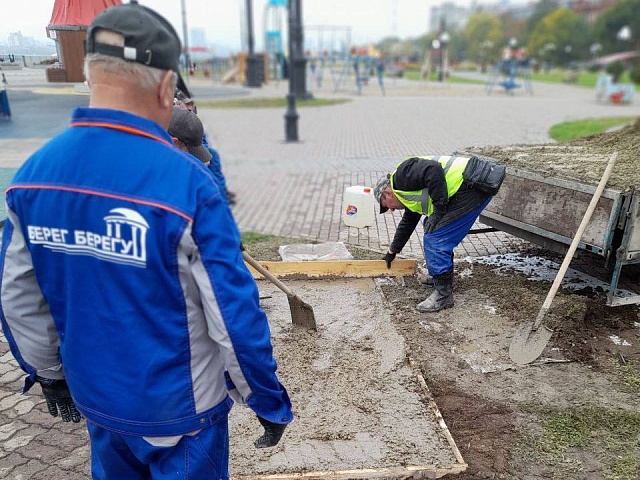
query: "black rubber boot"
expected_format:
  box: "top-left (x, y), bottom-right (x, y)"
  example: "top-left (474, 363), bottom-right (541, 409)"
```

top-left (416, 270), bottom-right (454, 312)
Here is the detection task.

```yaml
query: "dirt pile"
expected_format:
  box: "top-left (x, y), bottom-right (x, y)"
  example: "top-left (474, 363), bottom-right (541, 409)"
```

top-left (467, 119), bottom-right (640, 191)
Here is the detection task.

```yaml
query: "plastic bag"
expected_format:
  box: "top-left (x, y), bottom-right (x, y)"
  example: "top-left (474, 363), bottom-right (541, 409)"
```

top-left (279, 242), bottom-right (354, 262)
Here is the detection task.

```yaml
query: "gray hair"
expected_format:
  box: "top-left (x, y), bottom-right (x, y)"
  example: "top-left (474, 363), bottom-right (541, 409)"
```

top-left (84, 30), bottom-right (177, 91)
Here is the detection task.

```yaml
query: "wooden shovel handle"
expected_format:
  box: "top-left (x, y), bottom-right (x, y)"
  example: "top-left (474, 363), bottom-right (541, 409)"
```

top-left (243, 251), bottom-right (295, 297)
top-left (533, 151), bottom-right (617, 330)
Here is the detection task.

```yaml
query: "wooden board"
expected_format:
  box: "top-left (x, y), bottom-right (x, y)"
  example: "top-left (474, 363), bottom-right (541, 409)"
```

top-left (245, 259), bottom-right (416, 279)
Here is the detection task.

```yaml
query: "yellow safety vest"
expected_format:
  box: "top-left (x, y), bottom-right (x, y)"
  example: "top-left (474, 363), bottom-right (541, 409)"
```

top-left (389, 156), bottom-right (468, 216)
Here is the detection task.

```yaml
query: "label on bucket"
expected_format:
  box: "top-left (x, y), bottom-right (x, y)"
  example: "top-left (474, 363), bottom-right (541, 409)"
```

top-left (346, 205), bottom-right (357, 216)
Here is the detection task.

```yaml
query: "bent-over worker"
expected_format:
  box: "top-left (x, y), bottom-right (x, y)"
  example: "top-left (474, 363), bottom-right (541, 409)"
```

top-left (374, 155), bottom-right (500, 313)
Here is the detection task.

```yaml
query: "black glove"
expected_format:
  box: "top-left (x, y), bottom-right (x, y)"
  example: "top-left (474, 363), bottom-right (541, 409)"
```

top-left (383, 251), bottom-right (396, 269)
top-left (254, 415), bottom-right (287, 448)
top-left (424, 207), bottom-right (446, 234)
top-left (37, 377), bottom-right (82, 423)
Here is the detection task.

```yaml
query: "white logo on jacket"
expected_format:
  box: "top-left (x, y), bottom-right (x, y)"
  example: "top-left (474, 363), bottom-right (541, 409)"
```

top-left (27, 208), bottom-right (149, 267)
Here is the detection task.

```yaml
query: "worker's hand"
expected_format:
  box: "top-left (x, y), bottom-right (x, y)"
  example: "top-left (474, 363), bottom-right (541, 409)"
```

top-left (36, 377), bottom-right (82, 423)
top-left (254, 415), bottom-right (287, 448)
top-left (383, 251), bottom-right (396, 269)
top-left (424, 207), bottom-right (446, 234)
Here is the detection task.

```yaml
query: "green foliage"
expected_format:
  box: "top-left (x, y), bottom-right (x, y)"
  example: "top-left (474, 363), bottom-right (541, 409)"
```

top-left (549, 116), bottom-right (637, 142)
top-left (527, 8), bottom-right (588, 65)
top-left (609, 358), bottom-right (640, 391)
top-left (518, 405), bottom-right (640, 480)
top-left (464, 13), bottom-right (502, 62)
top-left (606, 61), bottom-right (626, 83)
top-left (593, 0), bottom-right (640, 54)
top-left (525, 0), bottom-right (560, 37)
top-left (629, 62), bottom-right (640, 85)
top-left (403, 69), bottom-right (484, 84)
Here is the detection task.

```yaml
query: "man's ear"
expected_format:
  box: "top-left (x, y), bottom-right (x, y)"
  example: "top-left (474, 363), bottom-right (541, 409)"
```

top-left (159, 71), bottom-right (175, 108)
top-left (171, 136), bottom-right (180, 147)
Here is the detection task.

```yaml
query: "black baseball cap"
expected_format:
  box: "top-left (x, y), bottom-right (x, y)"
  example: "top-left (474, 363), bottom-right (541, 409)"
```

top-left (86, 1), bottom-right (192, 98)
top-left (168, 106), bottom-right (212, 165)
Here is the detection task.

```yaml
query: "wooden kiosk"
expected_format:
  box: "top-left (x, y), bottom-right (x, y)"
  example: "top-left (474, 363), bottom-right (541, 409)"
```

top-left (46, 0), bottom-right (121, 83)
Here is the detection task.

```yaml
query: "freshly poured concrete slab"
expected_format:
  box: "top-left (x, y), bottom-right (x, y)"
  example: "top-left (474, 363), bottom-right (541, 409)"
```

top-left (228, 278), bottom-right (465, 479)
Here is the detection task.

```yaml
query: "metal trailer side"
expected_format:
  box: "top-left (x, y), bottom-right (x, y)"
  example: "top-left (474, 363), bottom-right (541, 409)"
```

top-left (475, 165), bottom-right (640, 306)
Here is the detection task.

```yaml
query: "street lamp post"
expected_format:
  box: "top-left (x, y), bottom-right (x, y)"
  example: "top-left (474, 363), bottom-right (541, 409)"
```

top-left (590, 42), bottom-right (602, 61)
top-left (479, 40), bottom-right (493, 73)
top-left (245, 0), bottom-right (262, 87)
top-left (438, 31), bottom-right (449, 82)
top-left (617, 25), bottom-right (632, 52)
top-left (180, 0), bottom-right (191, 80)
top-left (284, 0), bottom-right (300, 141)
top-left (288, 0), bottom-right (310, 99)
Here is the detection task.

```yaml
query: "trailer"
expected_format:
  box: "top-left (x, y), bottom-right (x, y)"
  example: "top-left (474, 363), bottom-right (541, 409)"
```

top-left (461, 148), bottom-right (640, 307)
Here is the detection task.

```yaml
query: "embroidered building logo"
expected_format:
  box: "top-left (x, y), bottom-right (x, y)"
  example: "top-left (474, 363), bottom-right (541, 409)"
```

top-left (27, 208), bottom-right (149, 267)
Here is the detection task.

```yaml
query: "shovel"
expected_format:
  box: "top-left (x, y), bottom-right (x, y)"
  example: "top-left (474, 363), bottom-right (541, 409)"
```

top-left (243, 251), bottom-right (317, 330)
top-left (509, 151), bottom-right (618, 365)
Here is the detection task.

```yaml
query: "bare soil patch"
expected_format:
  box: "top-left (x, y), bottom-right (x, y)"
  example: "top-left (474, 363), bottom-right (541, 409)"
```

top-left (380, 260), bottom-right (640, 480)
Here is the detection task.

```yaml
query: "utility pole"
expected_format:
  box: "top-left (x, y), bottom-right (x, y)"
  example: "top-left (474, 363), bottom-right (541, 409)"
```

top-left (180, 0), bottom-right (191, 80)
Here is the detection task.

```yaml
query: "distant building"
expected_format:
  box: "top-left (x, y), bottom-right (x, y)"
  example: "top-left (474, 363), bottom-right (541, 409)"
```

top-left (429, 2), bottom-right (472, 32)
top-left (8, 32), bottom-right (35, 49)
top-left (190, 28), bottom-right (207, 49)
top-left (188, 28), bottom-right (214, 62)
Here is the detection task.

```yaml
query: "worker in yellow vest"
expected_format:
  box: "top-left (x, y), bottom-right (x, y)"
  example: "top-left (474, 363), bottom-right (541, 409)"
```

top-left (373, 155), bottom-right (503, 312)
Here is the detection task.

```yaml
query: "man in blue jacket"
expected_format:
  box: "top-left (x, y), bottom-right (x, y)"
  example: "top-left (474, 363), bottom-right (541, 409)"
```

top-left (174, 89), bottom-right (237, 205)
top-left (0, 3), bottom-right (292, 479)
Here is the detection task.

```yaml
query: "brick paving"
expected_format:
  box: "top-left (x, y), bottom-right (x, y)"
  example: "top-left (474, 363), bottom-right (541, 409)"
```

top-left (1, 69), bottom-right (640, 478)
top-left (201, 77), bottom-right (640, 261)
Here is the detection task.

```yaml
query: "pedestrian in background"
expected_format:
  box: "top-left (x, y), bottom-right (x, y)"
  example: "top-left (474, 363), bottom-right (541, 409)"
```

top-left (0, 3), bottom-right (292, 479)
top-left (374, 155), bottom-right (504, 313)
top-left (376, 54), bottom-right (386, 96)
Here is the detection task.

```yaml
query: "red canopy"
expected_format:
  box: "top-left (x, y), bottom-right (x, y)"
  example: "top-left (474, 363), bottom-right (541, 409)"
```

top-left (48, 0), bottom-right (121, 28)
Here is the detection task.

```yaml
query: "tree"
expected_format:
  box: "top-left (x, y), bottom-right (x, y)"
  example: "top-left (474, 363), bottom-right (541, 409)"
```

top-left (528, 8), bottom-right (589, 65)
top-left (593, 0), bottom-right (640, 53)
top-left (498, 12), bottom-right (526, 49)
top-left (525, 0), bottom-right (559, 38)
top-left (464, 12), bottom-right (502, 63)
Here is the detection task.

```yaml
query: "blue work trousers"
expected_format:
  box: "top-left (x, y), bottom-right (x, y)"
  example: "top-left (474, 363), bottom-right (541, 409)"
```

top-left (88, 418), bottom-right (230, 480)
top-left (424, 196), bottom-right (492, 276)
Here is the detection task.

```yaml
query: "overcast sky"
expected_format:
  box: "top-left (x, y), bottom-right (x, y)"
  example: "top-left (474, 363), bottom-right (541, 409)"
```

top-left (2, 0), bottom-right (503, 53)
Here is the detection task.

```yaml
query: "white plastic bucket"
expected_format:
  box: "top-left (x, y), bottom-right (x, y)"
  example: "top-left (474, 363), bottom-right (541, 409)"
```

top-left (342, 185), bottom-right (375, 228)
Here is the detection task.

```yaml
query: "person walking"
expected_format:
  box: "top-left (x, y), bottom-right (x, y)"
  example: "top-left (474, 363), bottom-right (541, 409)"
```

top-left (0, 3), bottom-right (292, 479)
top-left (374, 155), bottom-right (503, 313)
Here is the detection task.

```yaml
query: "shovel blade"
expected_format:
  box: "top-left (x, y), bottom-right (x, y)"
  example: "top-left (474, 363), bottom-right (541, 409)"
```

top-left (509, 322), bottom-right (554, 365)
top-left (287, 295), bottom-right (317, 330)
